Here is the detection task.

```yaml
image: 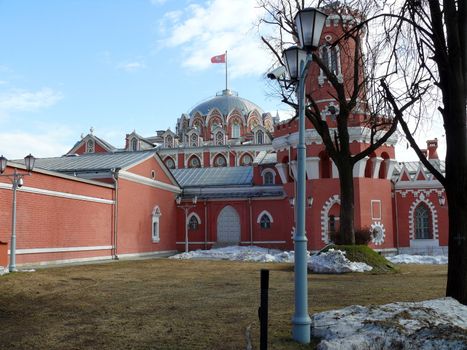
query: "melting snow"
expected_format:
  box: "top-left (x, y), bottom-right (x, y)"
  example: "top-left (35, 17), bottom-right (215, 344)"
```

top-left (170, 246), bottom-right (372, 273)
top-left (387, 254), bottom-right (448, 265)
top-left (311, 297), bottom-right (467, 349)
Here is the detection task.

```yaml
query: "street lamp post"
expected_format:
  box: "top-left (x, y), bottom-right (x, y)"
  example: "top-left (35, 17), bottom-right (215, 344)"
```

top-left (280, 7), bottom-right (327, 344)
top-left (0, 154), bottom-right (36, 272)
top-left (176, 195), bottom-right (198, 253)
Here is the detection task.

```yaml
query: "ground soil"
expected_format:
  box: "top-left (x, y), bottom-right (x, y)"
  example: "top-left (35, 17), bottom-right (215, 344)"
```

top-left (0, 259), bottom-right (447, 350)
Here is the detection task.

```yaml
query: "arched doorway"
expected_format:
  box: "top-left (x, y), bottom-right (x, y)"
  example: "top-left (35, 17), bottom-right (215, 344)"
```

top-left (216, 206), bottom-right (241, 245)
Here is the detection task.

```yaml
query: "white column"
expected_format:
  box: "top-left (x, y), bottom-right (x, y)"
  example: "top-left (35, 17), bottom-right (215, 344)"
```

top-left (372, 157), bottom-right (384, 178)
top-left (386, 159), bottom-right (397, 180)
top-left (275, 163), bottom-right (289, 184)
top-left (331, 160), bottom-right (339, 178)
top-left (353, 156), bottom-right (368, 178)
top-left (290, 160), bottom-right (298, 180)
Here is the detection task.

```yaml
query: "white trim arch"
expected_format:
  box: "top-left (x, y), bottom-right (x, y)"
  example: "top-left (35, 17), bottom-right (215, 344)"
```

top-left (189, 114), bottom-right (205, 128)
top-left (211, 152), bottom-right (228, 167)
top-left (320, 194), bottom-right (340, 244)
top-left (256, 210), bottom-right (274, 224)
top-left (226, 109), bottom-right (244, 125)
top-left (239, 152), bottom-right (254, 166)
top-left (408, 193), bottom-right (439, 240)
top-left (187, 212), bottom-right (202, 225)
top-left (261, 168), bottom-right (276, 185)
top-left (206, 109), bottom-right (225, 126)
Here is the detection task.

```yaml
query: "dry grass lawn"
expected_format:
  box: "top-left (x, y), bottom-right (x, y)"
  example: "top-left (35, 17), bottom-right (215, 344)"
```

top-left (0, 259), bottom-right (447, 350)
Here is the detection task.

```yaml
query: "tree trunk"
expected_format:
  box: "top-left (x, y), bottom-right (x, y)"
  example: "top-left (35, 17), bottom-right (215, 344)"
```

top-left (337, 159), bottom-right (355, 245)
top-left (444, 94), bottom-right (467, 305)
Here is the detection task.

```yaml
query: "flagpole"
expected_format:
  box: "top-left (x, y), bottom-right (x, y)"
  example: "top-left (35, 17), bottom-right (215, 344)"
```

top-left (225, 50), bottom-right (228, 91)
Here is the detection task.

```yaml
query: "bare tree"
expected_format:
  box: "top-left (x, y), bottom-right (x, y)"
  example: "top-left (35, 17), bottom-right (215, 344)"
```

top-left (258, 0), bottom-right (415, 244)
top-left (370, 0), bottom-right (467, 304)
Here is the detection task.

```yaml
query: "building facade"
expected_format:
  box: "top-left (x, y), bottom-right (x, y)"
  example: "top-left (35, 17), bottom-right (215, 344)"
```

top-left (0, 6), bottom-right (449, 268)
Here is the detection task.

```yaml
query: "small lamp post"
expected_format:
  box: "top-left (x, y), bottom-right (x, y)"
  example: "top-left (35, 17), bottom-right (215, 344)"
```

top-left (176, 195), bottom-right (198, 253)
top-left (0, 154), bottom-right (36, 272)
top-left (281, 7), bottom-right (327, 344)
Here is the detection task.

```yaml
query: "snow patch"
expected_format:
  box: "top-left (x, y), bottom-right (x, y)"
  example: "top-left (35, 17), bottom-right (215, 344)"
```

top-left (311, 297), bottom-right (467, 350)
top-left (387, 254), bottom-right (448, 265)
top-left (309, 249), bottom-right (373, 273)
top-left (170, 246), bottom-right (372, 273)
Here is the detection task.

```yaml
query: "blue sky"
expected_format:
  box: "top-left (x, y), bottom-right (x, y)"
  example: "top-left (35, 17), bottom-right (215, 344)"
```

top-left (0, 0), bottom-right (289, 158)
top-left (0, 0), bottom-right (444, 161)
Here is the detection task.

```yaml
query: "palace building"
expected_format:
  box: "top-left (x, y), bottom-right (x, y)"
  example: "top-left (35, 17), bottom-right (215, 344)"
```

top-left (0, 6), bottom-right (448, 268)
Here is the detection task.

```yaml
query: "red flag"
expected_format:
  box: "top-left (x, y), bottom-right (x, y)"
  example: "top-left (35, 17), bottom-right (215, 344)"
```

top-left (211, 53), bottom-right (226, 63)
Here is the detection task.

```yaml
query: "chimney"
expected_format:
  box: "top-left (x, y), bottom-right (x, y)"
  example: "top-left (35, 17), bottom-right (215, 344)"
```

top-left (427, 138), bottom-right (439, 159)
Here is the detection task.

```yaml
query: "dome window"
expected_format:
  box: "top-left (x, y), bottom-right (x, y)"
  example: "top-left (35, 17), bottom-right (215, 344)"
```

top-left (214, 154), bottom-right (227, 167)
top-left (188, 156), bottom-right (201, 168)
top-left (231, 121), bottom-right (240, 138)
top-left (165, 157), bottom-right (175, 169)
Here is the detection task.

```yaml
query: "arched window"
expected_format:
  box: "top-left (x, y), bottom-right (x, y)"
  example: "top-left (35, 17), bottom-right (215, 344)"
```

top-left (165, 157), bottom-right (175, 169)
top-left (231, 121), bottom-right (240, 138)
top-left (321, 45), bottom-right (340, 75)
top-left (188, 156), bottom-right (201, 168)
top-left (193, 120), bottom-right (202, 133)
top-left (211, 120), bottom-right (220, 133)
top-left (152, 206), bottom-right (161, 242)
top-left (257, 211), bottom-right (273, 229)
top-left (415, 204), bottom-right (431, 239)
top-left (86, 139), bottom-right (95, 153)
top-left (188, 215), bottom-right (199, 230)
top-left (264, 171), bottom-right (274, 185)
top-left (166, 135), bottom-right (173, 148)
top-left (260, 214), bottom-right (271, 229)
top-left (241, 154), bottom-right (252, 166)
top-left (214, 154), bottom-right (227, 167)
top-left (131, 138), bottom-right (138, 151)
top-left (256, 130), bottom-right (264, 144)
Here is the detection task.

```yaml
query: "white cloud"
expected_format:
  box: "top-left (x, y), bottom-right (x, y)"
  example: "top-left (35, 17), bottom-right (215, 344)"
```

top-left (159, 0), bottom-right (271, 78)
top-left (0, 126), bottom-right (74, 159)
top-left (117, 61), bottom-right (147, 72)
top-left (0, 88), bottom-right (63, 116)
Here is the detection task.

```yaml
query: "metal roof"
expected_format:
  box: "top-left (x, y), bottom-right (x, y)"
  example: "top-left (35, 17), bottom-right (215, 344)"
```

top-left (183, 190), bottom-right (284, 200)
top-left (189, 89), bottom-right (263, 117)
top-left (171, 166), bottom-right (253, 187)
top-left (31, 150), bottom-right (157, 172)
top-left (254, 151), bottom-right (277, 165)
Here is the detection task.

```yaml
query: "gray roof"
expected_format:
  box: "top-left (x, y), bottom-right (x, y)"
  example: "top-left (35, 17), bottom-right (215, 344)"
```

top-left (189, 89), bottom-right (263, 117)
top-left (171, 166), bottom-right (253, 187)
top-left (31, 151), bottom-right (157, 173)
top-left (254, 151), bottom-right (277, 165)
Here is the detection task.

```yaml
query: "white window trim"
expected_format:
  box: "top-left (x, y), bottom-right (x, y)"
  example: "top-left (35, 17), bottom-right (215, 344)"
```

top-left (371, 200), bottom-right (382, 220)
top-left (187, 212), bottom-right (202, 228)
top-left (152, 206), bottom-right (161, 243)
top-left (261, 168), bottom-right (276, 185)
top-left (257, 210), bottom-right (274, 224)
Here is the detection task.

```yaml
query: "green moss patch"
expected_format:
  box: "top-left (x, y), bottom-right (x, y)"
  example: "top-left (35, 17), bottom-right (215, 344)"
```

top-left (322, 245), bottom-right (398, 273)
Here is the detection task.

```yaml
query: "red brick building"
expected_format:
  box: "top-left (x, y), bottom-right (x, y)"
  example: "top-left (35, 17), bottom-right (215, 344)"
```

top-left (0, 6), bottom-right (448, 268)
